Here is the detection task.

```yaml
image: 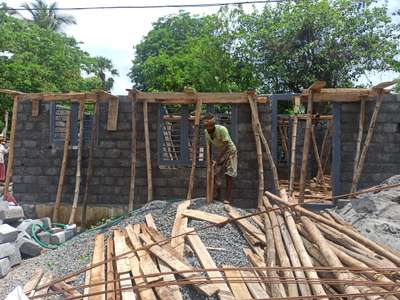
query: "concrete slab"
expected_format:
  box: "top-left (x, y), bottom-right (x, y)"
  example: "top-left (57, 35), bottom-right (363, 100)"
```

top-left (0, 243), bottom-right (16, 259)
top-left (0, 206), bottom-right (24, 223)
top-left (0, 257), bottom-right (10, 278)
top-left (50, 231), bottom-right (65, 244)
top-left (37, 231), bottom-right (51, 244)
top-left (9, 247), bottom-right (21, 267)
top-left (16, 237), bottom-right (42, 258)
top-left (0, 224), bottom-right (18, 243)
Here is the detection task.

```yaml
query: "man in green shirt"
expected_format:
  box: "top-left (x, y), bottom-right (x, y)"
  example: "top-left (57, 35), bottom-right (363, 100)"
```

top-left (204, 113), bottom-right (237, 204)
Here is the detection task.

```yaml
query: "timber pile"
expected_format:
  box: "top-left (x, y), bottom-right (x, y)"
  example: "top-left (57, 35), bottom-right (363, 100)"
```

top-left (23, 194), bottom-right (400, 299)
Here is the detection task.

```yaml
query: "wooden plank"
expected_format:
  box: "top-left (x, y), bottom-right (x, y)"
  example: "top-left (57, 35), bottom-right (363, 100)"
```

top-left (83, 264), bottom-right (91, 300)
top-left (0, 88), bottom-right (24, 95)
top-left (288, 97), bottom-right (300, 197)
top-left (31, 99), bottom-right (39, 117)
top-left (107, 98), bottom-right (119, 131)
top-left (52, 281), bottom-right (82, 298)
top-left (186, 229), bottom-right (235, 300)
top-left (33, 272), bottom-right (53, 298)
top-left (128, 95), bottom-right (137, 211)
top-left (144, 213), bottom-right (157, 229)
top-left (17, 92), bottom-right (97, 101)
top-left (53, 111), bottom-right (71, 222)
top-left (182, 209), bottom-right (228, 225)
top-left (206, 142), bottom-right (213, 204)
top-left (89, 234), bottom-right (105, 300)
top-left (223, 265), bottom-right (253, 299)
top-left (106, 238), bottom-right (116, 300)
top-left (170, 200), bottom-right (190, 256)
top-left (139, 232), bottom-right (219, 297)
top-left (23, 268), bottom-right (44, 295)
top-left (143, 100), bottom-right (153, 202)
top-left (240, 270), bottom-right (270, 299)
top-left (113, 230), bottom-right (136, 300)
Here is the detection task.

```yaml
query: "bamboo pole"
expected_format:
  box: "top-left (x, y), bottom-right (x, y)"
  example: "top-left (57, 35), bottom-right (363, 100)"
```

top-left (298, 90), bottom-right (314, 203)
top-left (68, 101), bottom-right (84, 225)
top-left (143, 100), bottom-right (153, 202)
top-left (4, 96), bottom-right (18, 199)
top-left (318, 120), bottom-right (331, 179)
top-left (128, 94), bottom-right (137, 211)
top-left (248, 94), bottom-right (280, 194)
top-left (3, 110), bottom-right (9, 140)
top-left (81, 102), bottom-right (99, 228)
top-left (350, 98), bottom-right (366, 193)
top-left (310, 124), bottom-right (326, 189)
top-left (53, 111), bottom-right (71, 222)
top-left (186, 99), bottom-right (203, 200)
top-left (206, 143), bottom-right (214, 204)
top-left (301, 216), bottom-right (365, 299)
top-left (288, 109), bottom-right (299, 197)
top-left (351, 90), bottom-right (384, 192)
top-left (264, 198), bottom-right (299, 297)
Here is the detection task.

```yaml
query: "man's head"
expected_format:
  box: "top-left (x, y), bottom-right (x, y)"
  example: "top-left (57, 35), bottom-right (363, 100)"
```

top-left (203, 112), bottom-right (216, 131)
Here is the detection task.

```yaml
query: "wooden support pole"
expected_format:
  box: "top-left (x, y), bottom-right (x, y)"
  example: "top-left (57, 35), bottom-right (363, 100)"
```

top-left (318, 120), bottom-right (331, 179)
top-left (68, 101), bottom-right (84, 225)
top-left (288, 97), bottom-right (300, 197)
top-left (128, 94), bottom-right (137, 211)
top-left (206, 142), bottom-right (214, 204)
top-left (4, 96), bottom-right (18, 198)
top-left (310, 124), bottom-right (326, 189)
top-left (298, 90), bottom-right (314, 203)
top-left (53, 111), bottom-right (71, 222)
top-left (350, 98), bottom-right (366, 193)
top-left (81, 102), bottom-right (99, 228)
top-left (352, 90), bottom-right (385, 192)
top-left (2, 110), bottom-right (8, 140)
top-left (186, 99), bottom-right (203, 200)
top-left (143, 100), bottom-right (153, 202)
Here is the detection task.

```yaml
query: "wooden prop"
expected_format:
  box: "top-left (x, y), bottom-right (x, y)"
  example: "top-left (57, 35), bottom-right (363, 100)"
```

top-left (186, 98), bottom-right (203, 200)
top-left (32, 99), bottom-right (39, 117)
top-left (81, 102), bottom-right (99, 228)
top-left (106, 238), bottom-right (116, 300)
top-left (352, 89), bottom-right (385, 192)
top-left (318, 120), bottom-right (332, 179)
top-left (170, 200), bottom-right (190, 256)
top-left (68, 101), bottom-right (84, 225)
top-left (350, 98), bottom-right (366, 193)
top-left (24, 268), bottom-right (44, 295)
top-left (89, 234), bottom-right (105, 300)
top-left (2, 110), bottom-right (8, 140)
top-left (206, 142), bottom-right (214, 204)
top-left (4, 96), bottom-right (18, 198)
top-left (182, 209), bottom-right (228, 225)
top-left (288, 97), bottom-right (300, 197)
top-left (128, 94), bottom-right (137, 211)
top-left (53, 111), bottom-right (71, 222)
top-left (310, 124), bottom-right (326, 188)
top-left (223, 265), bottom-right (253, 299)
top-left (143, 100), bottom-right (153, 202)
top-left (107, 98), bottom-right (119, 131)
top-left (278, 124), bottom-right (289, 158)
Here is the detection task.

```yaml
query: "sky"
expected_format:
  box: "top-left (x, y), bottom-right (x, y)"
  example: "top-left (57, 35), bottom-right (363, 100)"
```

top-left (4, 0), bottom-right (400, 95)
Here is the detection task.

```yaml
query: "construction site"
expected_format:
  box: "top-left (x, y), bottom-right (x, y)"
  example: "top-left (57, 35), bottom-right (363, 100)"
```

top-left (0, 80), bottom-right (399, 300)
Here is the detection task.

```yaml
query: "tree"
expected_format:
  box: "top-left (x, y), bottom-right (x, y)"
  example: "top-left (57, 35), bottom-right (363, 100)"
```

top-left (88, 56), bottom-right (119, 91)
top-left (21, 0), bottom-right (76, 31)
top-left (129, 12), bottom-right (256, 92)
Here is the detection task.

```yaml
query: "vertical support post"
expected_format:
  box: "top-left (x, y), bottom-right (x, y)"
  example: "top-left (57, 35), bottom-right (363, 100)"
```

top-left (206, 142), bottom-right (214, 204)
top-left (68, 101), bottom-right (84, 224)
top-left (332, 103), bottom-right (342, 199)
top-left (2, 110), bottom-right (9, 140)
top-left (143, 100), bottom-right (153, 202)
top-left (288, 97), bottom-right (300, 197)
top-left (298, 91), bottom-right (314, 203)
top-left (318, 120), bottom-right (332, 179)
top-left (186, 99), bottom-right (202, 200)
top-left (350, 98), bottom-right (366, 193)
top-left (4, 96), bottom-right (18, 198)
top-left (128, 93), bottom-right (137, 211)
top-left (310, 124), bottom-right (326, 189)
top-left (271, 95), bottom-right (278, 163)
top-left (53, 110), bottom-right (71, 222)
top-left (81, 100), bottom-right (99, 228)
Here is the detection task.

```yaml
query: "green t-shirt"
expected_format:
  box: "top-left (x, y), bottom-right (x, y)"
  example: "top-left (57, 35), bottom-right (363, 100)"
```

top-left (205, 124), bottom-right (236, 152)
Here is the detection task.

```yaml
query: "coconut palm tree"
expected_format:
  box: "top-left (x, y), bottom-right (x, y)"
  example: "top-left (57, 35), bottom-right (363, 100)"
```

top-left (21, 0), bottom-right (76, 31)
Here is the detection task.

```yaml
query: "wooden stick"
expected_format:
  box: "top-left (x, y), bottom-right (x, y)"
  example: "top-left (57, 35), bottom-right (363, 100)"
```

top-left (3, 110), bottom-right (9, 140)
top-left (206, 142), bottom-right (213, 204)
top-left (186, 99), bottom-right (203, 200)
top-left (53, 111), bottom-right (71, 222)
top-left (89, 234), bottom-right (105, 300)
top-left (352, 90), bottom-right (385, 192)
top-left (143, 100), bottom-right (153, 202)
top-left (278, 124), bottom-right (289, 158)
top-left (310, 124), bottom-right (326, 188)
top-left (288, 98), bottom-right (299, 197)
top-left (81, 102), bottom-right (99, 228)
top-left (298, 90), bottom-right (314, 203)
top-left (4, 96), bottom-right (18, 198)
top-left (68, 101), bottom-right (84, 225)
top-left (128, 94), bottom-right (137, 211)
top-left (106, 238), bottom-right (117, 300)
top-left (318, 120), bottom-right (332, 179)
top-left (350, 99), bottom-right (366, 193)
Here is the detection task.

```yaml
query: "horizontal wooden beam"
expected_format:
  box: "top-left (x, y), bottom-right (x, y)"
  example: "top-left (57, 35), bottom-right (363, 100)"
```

top-left (0, 89), bottom-right (25, 95)
top-left (373, 80), bottom-right (398, 90)
top-left (301, 88), bottom-right (375, 102)
top-left (127, 90), bottom-right (268, 104)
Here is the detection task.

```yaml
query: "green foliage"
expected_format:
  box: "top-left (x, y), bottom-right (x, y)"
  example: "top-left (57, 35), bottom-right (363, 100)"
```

top-left (86, 56), bottom-right (119, 91)
top-left (130, 1), bottom-right (400, 94)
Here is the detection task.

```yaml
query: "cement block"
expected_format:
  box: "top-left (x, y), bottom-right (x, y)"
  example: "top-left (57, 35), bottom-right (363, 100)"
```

top-left (17, 219), bottom-right (43, 236)
top-left (50, 231), bottom-right (65, 244)
top-left (16, 237), bottom-right (42, 258)
top-left (64, 229), bottom-right (76, 241)
top-left (0, 224), bottom-right (18, 243)
top-left (40, 217), bottom-right (51, 230)
top-left (0, 257), bottom-right (10, 278)
top-left (50, 227), bottom-right (63, 234)
top-left (0, 206), bottom-right (24, 223)
top-left (0, 243), bottom-right (16, 259)
top-left (9, 247), bottom-right (21, 267)
top-left (37, 232), bottom-right (51, 244)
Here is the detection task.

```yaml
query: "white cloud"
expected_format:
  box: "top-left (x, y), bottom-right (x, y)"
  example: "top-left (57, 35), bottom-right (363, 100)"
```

top-left (5, 0), bottom-right (400, 94)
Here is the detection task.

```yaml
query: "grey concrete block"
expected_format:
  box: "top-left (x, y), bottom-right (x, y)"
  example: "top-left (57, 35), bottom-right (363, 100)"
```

top-left (40, 217), bottom-right (51, 230)
top-left (16, 237), bottom-right (42, 258)
top-left (0, 257), bottom-right (11, 278)
top-left (50, 231), bottom-right (65, 244)
top-left (50, 227), bottom-right (63, 234)
top-left (0, 243), bottom-right (16, 259)
top-left (17, 219), bottom-right (43, 236)
top-left (9, 246), bottom-right (21, 267)
top-left (37, 232), bottom-right (51, 244)
top-left (0, 224), bottom-right (18, 244)
top-left (0, 206), bottom-right (24, 223)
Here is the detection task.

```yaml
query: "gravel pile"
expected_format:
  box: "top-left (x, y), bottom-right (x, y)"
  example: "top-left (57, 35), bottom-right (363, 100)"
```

top-left (334, 175), bottom-right (400, 251)
top-left (0, 198), bottom-right (253, 299)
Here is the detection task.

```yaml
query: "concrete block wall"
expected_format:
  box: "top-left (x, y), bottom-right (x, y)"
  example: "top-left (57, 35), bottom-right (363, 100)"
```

top-left (13, 97), bottom-right (272, 221)
top-left (340, 94), bottom-right (400, 192)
